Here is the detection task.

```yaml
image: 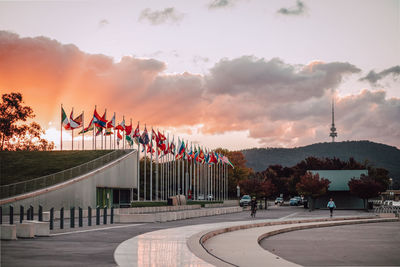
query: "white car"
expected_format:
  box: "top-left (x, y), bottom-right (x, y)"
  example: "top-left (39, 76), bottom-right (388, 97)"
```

top-left (207, 194), bottom-right (214, 200)
top-left (197, 194), bottom-right (205, 200)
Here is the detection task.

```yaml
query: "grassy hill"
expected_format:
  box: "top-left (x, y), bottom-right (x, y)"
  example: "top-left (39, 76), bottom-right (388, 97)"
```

top-left (242, 141), bottom-right (400, 186)
top-left (0, 150), bottom-right (113, 186)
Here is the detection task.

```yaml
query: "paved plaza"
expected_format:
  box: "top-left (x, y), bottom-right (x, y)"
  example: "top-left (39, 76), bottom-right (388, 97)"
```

top-left (1, 206), bottom-right (399, 266)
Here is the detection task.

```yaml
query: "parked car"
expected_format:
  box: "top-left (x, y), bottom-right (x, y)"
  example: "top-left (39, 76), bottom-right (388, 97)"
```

top-left (197, 194), bottom-right (205, 200)
top-left (207, 194), bottom-right (214, 200)
top-left (275, 197), bottom-right (284, 205)
top-left (239, 195), bottom-right (252, 207)
top-left (289, 196), bottom-right (302, 206)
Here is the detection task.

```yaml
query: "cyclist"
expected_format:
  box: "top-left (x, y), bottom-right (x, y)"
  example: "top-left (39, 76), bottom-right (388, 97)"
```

top-left (250, 196), bottom-right (257, 217)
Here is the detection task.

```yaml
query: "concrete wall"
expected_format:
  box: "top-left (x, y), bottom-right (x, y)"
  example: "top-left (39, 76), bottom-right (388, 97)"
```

top-left (315, 191), bottom-right (364, 209)
top-left (1, 150), bottom-right (137, 213)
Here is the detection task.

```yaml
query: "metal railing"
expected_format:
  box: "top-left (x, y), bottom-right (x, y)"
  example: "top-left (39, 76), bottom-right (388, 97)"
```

top-left (0, 150), bottom-right (132, 199)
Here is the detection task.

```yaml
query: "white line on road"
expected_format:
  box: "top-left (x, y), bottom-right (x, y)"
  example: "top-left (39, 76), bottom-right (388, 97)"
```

top-left (278, 212), bottom-right (299, 220)
top-left (51, 224), bottom-right (142, 236)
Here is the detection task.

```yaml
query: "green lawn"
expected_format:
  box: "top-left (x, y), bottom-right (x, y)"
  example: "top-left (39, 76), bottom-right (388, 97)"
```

top-left (0, 150), bottom-right (113, 186)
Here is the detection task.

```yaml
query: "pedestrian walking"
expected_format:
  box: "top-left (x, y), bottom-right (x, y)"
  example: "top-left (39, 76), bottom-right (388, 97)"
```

top-left (250, 197), bottom-right (257, 218)
top-left (327, 198), bottom-right (336, 217)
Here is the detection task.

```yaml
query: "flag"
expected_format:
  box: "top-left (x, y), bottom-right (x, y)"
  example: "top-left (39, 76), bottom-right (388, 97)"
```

top-left (61, 107), bottom-right (70, 130)
top-left (104, 128), bottom-right (113, 136)
top-left (79, 118), bottom-right (93, 134)
top-left (116, 118), bottom-right (125, 131)
top-left (93, 109), bottom-right (107, 128)
top-left (96, 127), bottom-right (103, 136)
top-left (126, 134), bottom-right (134, 146)
top-left (139, 126), bottom-right (149, 146)
top-left (176, 140), bottom-right (185, 159)
top-left (107, 114), bottom-right (115, 129)
top-left (170, 140), bottom-right (176, 155)
top-left (69, 111), bottom-right (83, 129)
top-left (209, 152), bottom-right (218, 165)
top-left (133, 123), bottom-right (140, 138)
top-left (117, 130), bottom-right (122, 145)
top-left (147, 140), bottom-right (155, 154)
top-left (125, 123), bottom-right (132, 136)
top-left (222, 156), bottom-right (234, 168)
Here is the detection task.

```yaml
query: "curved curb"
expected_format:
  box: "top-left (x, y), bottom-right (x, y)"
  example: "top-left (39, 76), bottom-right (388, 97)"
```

top-left (188, 216), bottom-right (398, 267)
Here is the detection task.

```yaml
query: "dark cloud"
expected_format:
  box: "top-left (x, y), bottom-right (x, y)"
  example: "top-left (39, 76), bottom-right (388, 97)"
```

top-left (208, 0), bottom-right (234, 9)
top-left (360, 65), bottom-right (400, 85)
top-left (139, 7), bottom-right (184, 25)
top-left (206, 57), bottom-right (360, 102)
top-left (277, 0), bottom-right (306, 16)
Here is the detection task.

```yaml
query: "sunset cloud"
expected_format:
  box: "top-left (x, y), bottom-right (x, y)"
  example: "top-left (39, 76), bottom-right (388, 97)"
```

top-left (1, 31), bottom-right (399, 148)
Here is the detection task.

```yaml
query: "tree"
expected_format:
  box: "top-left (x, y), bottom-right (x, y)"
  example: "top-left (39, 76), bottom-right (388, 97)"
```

top-left (348, 175), bottom-right (384, 210)
top-left (0, 92), bottom-right (54, 151)
top-left (216, 148), bottom-right (253, 198)
top-left (296, 172), bottom-right (331, 211)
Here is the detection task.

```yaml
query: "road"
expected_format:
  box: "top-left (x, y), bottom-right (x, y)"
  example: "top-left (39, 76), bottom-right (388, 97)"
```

top-left (1, 206), bottom-right (397, 267)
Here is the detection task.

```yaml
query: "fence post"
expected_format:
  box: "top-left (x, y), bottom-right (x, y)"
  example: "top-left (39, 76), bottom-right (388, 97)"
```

top-left (9, 205), bottom-right (14, 225)
top-left (19, 206), bottom-right (24, 223)
top-left (88, 206), bottom-right (92, 226)
top-left (30, 205), bottom-right (34, 220)
top-left (96, 206), bottom-right (100, 225)
top-left (103, 206), bottom-right (107, 225)
top-left (111, 206), bottom-right (114, 224)
top-left (0, 206), bottom-right (2, 224)
top-left (70, 207), bottom-right (75, 228)
top-left (60, 207), bottom-right (64, 229)
top-left (79, 207), bottom-right (83, 227)
top-left (50, 208), bottom-right (54, 230)
top-left (39, 205), bottom-right (43, 221)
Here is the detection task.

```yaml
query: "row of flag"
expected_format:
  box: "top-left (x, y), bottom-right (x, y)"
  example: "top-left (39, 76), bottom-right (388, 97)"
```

top-left (61, 106), bottom-right (234, 168)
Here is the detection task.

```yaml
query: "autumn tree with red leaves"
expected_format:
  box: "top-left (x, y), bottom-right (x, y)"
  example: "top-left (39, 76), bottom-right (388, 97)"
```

top-left (296, 172), bottom-right (331, 210)
top-left (348, 175), bottom-right (385, 210)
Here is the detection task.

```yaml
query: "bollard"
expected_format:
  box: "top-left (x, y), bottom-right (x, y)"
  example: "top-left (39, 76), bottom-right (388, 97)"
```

top-left (9, 205), bottom-right (14, 225)
top-left (27, 207), bottom-right (31, 221)
top-left (79, 207), bottom-right (83, 227)
top-left (0, 206), bottom-right (2, 224)
top-left (60, 207), bottom-right (64, 229)
top-left (103, 206), bottom-right (107, 225)
top-left (88, 206), bottom-right (92, 226)
top-left (50, 208), bottom-right (54, 230)
top-left (111, 206), bottom-right (114, 224)
top-left (30, 205), bottom-right (34, 220)
top-left (70, 207), bottom-right (75, 228)
top-left (96, 206), bottom-right (100, 225)
top-left (39, 205), bottom-right (43, 221)
top-left (20, 206), bottom-right (24, 223)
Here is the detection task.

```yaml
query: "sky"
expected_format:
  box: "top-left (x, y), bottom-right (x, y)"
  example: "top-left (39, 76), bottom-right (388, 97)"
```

top-left (0, 0), bottom-right (399, 150)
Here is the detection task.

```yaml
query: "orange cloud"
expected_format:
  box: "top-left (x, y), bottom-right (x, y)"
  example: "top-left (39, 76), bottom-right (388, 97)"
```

top-left (1, 31), bottom-right (399, 148)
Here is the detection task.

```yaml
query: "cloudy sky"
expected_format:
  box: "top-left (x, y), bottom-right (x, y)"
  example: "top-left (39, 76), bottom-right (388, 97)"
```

top-left (0, 0), bottom-right (399, 150)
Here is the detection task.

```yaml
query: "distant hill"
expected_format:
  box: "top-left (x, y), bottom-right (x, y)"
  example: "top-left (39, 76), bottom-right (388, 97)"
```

top-left (242, 141), bottom-right (400, 186)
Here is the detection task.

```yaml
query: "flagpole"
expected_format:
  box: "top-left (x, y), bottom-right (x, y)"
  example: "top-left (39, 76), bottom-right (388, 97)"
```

top-left (144, 124), bottom-right (147, 201)
top-left (155, 129), bottom-right (159, 201)
top-left (137, 121), bottom-right (140, 201)
top-left (150, 127), bottom-right (153, 201)
top-left (94, 105), bottom-right (97, 150)
top-left (81, 111), bottom-right (84, 150)
top-left (71, 107), bottom-right (74, 151)
top-left (60, 104), bottom-right (63, 151)
top-left (114, 113), bottom-right (116, 150)
top-left (173, 136), bottom-right (176, 196)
